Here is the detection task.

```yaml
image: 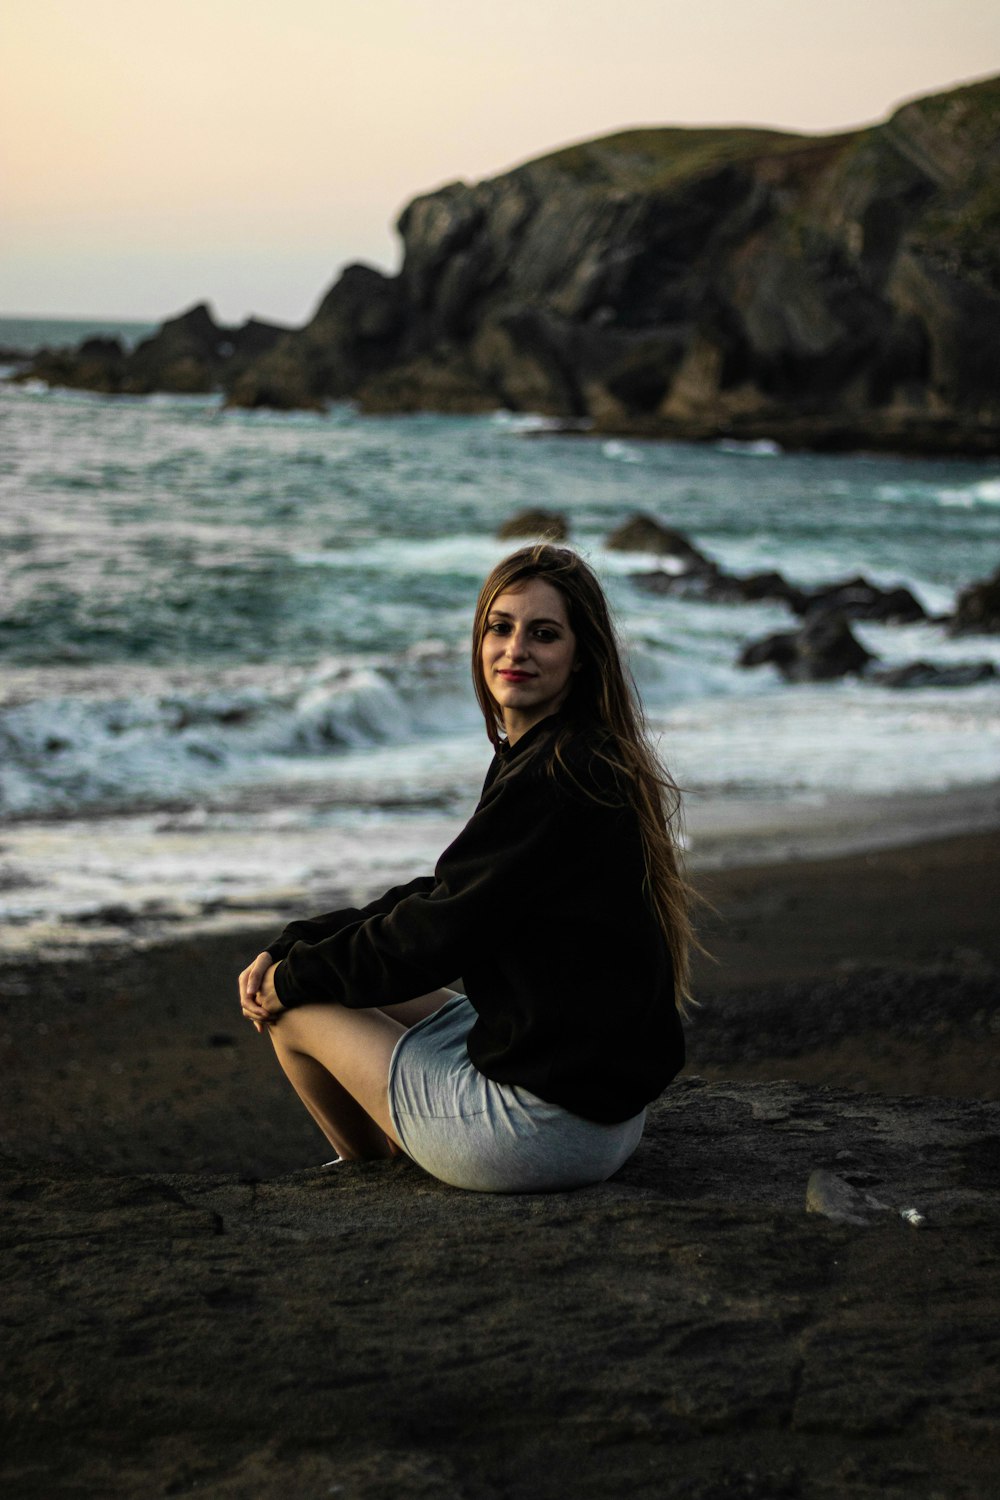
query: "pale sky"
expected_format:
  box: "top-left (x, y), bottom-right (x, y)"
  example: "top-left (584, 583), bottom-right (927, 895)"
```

top-left (2, 0), bottom-right (997, 325)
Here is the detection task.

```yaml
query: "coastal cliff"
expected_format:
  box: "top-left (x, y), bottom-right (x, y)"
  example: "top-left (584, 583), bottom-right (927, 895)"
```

top-left (16, 74), bottom-right (1000, 454)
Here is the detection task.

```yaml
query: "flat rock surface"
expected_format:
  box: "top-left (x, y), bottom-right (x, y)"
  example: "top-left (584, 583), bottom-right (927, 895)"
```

top-left (3, 829), bottom-right (998, 1496)
top-left (3, 1080), bottom-right (998, 1499)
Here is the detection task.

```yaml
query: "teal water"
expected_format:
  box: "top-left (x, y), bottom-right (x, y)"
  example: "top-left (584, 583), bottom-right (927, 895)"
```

top-left (1, 337), bottom-right (999, 948)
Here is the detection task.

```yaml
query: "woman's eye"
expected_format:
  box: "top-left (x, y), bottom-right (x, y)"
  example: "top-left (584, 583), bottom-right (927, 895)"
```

top-left (534, 629), bottom-right (557, 642)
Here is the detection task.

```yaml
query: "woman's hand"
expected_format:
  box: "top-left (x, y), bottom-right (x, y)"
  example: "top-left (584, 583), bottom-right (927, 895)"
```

top-left (239, 952), bottom-right (286, 1033)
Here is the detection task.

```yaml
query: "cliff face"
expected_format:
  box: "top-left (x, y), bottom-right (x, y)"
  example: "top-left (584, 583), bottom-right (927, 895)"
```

top-left (223, 74), bottom-right (1000, 452)
top-left (17, 75), bottom-right (1000, 453)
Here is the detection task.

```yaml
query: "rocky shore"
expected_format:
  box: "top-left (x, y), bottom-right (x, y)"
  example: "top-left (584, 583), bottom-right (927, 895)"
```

top-left (2, 826), bottom-right (998, 1496)
top-left (4, 1083), bottom-right (998, 1500)
top-left (12, 304), bottom-right (291, 397)
top-left (496, 506), bottom-right (1000, 691)
top-left (12, 74), bottom-right (1000, 456)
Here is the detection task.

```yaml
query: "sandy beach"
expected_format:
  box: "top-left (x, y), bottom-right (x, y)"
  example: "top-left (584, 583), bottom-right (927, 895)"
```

top-left (3, 791), bottom-right (998, 1499)
top-left (4, 790), bottom-right (997, 1181)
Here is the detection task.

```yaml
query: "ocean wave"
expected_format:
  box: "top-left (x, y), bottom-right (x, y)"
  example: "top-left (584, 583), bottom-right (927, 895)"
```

top-left (4, 381), bottom-right (1000, 952)
top-left (659, 685), bottom-right (1000, 798)
top-left (292, 535), bottom-right (509, 577)
top-left (489, 410), bottom-right (566, 433)
top-left (601, 440), bottom-right (643, 463)
top-left (8, 378), bottom-right (51, 398)
top-left (0, 648), bottom-right (473, 818)
top-left (0, 621), bottom-right (742, 819)
top-left (937, 477), bottom-right (1000, 508)
top-left (878, 476), bottom-right (1000, 509)
top-left (714, 438), bottom-right (783, 456)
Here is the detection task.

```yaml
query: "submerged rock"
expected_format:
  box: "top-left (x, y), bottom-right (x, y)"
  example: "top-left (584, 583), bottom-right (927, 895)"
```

top-left (606, 513), bottom-right (711, 568)
top-left (739, 614), bottom-right (876, 681)
top-left (740, 621), bottom-right (997, 688)
top-left (869, 659), bottom-right (998, 688)
top-left (496, 509), bottom-right (569, 540)
top-left (634, 563), bottom-right (804, 608)
top-left (949, 564), bottom-right (1000, 635)
top-left (795, 575), bottom-right (928, 624)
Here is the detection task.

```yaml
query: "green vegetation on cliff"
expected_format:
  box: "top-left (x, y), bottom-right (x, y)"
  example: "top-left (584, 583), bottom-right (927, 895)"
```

top-left (519, 124), bottom-right (839, 191)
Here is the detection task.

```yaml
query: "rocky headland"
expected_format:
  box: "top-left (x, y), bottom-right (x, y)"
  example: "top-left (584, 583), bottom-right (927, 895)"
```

top-left (13, 74), bottom-right (1000, 456)
top-left (16, 304), bottom-right (291, 397)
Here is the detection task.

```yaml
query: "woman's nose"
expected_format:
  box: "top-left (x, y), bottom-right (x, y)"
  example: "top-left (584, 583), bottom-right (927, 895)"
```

top-left (505, 630), bottom-right (529, 659)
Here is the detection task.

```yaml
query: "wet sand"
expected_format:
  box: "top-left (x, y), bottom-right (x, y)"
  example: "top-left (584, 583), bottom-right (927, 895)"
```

top-left (687, 827), bottom-right (1000, 1099)
top-left (3, 823), bottom-right (997, 1179)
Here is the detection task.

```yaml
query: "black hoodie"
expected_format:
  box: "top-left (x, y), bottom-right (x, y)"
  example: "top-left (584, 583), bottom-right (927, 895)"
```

top-left (267, 715), bottom-right (684, 1122)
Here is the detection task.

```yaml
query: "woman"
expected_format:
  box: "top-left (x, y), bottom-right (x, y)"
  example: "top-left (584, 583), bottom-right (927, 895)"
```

top-left (239, 545), bottom-right (693, 1192)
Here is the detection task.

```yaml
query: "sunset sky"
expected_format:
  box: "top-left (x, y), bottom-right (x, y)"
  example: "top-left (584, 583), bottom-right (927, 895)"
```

top-left (3, 0), bottom-right (997, 325)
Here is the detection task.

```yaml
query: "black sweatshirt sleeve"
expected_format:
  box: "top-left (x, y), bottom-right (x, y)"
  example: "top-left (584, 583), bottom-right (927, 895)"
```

top-left (272, 760), bottom-right (562, 1011)
top-left (263, 875), bottom-right (436, 962)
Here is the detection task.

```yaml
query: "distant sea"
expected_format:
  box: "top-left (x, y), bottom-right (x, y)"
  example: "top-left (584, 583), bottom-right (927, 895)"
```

top-left (0, 314), bottom-right (158, 355)
top-left (2, 315), bottom-right (999, 954)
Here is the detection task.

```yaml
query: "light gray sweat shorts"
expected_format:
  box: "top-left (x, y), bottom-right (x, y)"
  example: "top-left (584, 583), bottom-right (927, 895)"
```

top-left (387, 994), bottom-right (645, 1194)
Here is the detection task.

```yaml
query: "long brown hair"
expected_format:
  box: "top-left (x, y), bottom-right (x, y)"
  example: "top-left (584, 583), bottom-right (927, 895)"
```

top-left (471, 544), bottom-right (698, 1013)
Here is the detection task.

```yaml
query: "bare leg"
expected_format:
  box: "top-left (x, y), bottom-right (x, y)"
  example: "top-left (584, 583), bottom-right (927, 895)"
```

top-left (271, 1043), bottom-right (395, 1160)
top-left (269, 988), bottom-right (458, 1161)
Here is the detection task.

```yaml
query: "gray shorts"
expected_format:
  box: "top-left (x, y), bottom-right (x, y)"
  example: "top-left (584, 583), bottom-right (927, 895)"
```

top-left (387, 994), bottom-right (645, 1193)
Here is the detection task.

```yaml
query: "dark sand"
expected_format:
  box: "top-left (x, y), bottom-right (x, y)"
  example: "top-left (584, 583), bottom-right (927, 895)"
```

top-left (3, 828), bottom-right (997, 1178)
top-left (687, 827), bottom-right (1000, 1101)
top-left (3, 828), bottom-right (999, 1499)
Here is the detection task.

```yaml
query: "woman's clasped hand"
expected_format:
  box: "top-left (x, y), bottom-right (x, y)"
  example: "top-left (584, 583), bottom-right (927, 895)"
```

top-left (238, 952), bottom-right (285, 1031)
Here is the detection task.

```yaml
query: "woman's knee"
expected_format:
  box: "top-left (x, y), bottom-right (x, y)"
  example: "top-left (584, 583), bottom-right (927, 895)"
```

top-left (266, 1004), bottom-right (321, 1051)
top-left (268, 1000), bottom-right (389, 1056)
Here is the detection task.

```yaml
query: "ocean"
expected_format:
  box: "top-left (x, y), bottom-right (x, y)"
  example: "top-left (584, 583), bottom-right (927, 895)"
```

top-left (2, 315), bottom-right (999, 954)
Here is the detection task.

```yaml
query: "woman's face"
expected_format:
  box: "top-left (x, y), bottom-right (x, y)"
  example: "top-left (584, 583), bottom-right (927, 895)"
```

top-left (481, 577), bottom-right (578, 743)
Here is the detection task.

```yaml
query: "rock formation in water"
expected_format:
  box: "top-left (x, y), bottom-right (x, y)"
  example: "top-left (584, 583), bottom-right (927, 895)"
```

top-left (739, 614), bottom-right (877, 681)
top-left (496, 509), bottom-right (570, 540)
top-left (604, 514), bottom-right (998, 683)
top-left (20, 304), bottom-right (290, 396)
top-left (14, 75), bottom-right (1000, 455)
top-left (949, 563), bottom-right (1000, 634)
